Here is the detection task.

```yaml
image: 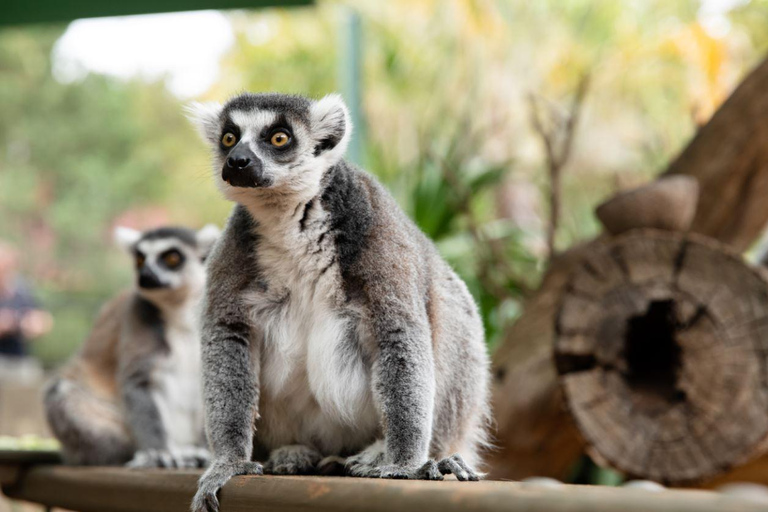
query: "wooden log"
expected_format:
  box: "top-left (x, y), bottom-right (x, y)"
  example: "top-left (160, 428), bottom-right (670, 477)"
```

top-left (489, 54), bottom-right (768, 483)
top-left (1, 464), bottom-right (766, 512)
top-left (489, 242), bottom-right (594, 481)
top-left (555, 230), bottom-right (768, 484)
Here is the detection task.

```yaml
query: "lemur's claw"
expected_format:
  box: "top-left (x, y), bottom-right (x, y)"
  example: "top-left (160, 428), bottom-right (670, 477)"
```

top-left (190, 460), bottom-right (263, 512)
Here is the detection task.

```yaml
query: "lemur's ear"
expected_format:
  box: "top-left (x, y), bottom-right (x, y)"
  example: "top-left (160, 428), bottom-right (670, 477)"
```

top-left (185, 101), bottom-right (223, 145)
top-left (196, 224), bottom-right (221, 259)
top-left (310, 94), bottom-right (352, 164)
top-left (113, 226), bottom-right (141, 253)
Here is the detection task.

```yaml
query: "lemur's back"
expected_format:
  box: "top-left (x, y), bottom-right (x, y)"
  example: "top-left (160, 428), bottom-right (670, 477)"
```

top-left (58, 290), bottom-right (131, 403)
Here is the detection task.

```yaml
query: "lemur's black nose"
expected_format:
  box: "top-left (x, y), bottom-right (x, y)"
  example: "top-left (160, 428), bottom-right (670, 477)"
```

top-left (222, 146), bottom-right (270, 188)
top-left (226, 155), bottom-right (251, 169)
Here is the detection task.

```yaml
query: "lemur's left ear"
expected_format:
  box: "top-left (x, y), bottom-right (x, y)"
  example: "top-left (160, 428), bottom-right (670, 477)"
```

top-left (185, 102), bottom-right (223, 146)
top-left (114, 226), bottom-right (141, 253)
top-left (196, 224), bottom-right (221, 259)
top-left (310, 94), bottom-right (352, 164)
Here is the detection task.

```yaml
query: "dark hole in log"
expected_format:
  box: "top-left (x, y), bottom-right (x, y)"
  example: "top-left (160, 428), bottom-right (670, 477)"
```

top-left (624, 300), bottom-right (685, 410)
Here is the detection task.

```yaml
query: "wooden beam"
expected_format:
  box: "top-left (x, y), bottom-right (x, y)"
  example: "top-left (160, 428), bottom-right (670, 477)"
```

top-left (0, 465), bottom-right (766, 512)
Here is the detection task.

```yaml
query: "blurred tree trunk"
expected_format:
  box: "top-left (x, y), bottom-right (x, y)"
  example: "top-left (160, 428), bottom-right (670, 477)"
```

top-left (489, 55), bottom-right (768, 483)
top-left (665, 55), bottom-right (768, 252)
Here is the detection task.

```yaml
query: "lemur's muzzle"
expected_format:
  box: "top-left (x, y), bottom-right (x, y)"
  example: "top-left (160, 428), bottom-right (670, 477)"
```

top-left (222, 147), bottom-right (271, 188)
top-left (138, 267), bottom-right (166, 289)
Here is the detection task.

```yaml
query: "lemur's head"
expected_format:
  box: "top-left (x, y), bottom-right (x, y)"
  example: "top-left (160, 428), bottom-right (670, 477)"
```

top-left (114, 225), bottom-right (220, 304)
top-left (188, 93), bottom-right (351, 204)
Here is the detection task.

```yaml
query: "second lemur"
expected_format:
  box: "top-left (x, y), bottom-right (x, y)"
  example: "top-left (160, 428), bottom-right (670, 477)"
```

top-left (189, 93), bottom-right (491, 512)
top-left (44, 225), bottom-right (219, 468)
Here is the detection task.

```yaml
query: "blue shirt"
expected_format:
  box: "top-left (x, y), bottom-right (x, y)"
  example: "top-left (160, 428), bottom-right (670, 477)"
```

top-left (0, 279), bottom-right (38, 357)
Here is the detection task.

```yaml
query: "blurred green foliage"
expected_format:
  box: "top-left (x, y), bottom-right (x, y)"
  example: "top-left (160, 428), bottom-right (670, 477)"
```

top-left (2, 0), bottom-right (768, 365)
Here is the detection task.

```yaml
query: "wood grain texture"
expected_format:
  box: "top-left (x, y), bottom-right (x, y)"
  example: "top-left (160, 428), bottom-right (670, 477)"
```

top-left (1, 465), bottom-right (767, 512)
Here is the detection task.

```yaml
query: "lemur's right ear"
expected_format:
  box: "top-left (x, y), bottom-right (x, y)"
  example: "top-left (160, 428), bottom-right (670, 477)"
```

top-left (310, 94), bottom-right (352, 166)
top-left (196, 224), bottom-right (221, 259)
top-left (113, 226), bottom-right (141, 253)
top-left (185, 102), bottom-right (223, 145)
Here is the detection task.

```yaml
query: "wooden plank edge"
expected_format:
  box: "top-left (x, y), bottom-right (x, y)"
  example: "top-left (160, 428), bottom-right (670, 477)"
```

top-left (1, 465), bottom-right (766, 512)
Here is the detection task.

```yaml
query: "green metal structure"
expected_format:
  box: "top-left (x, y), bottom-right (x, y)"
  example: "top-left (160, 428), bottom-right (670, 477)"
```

top-left (0, 0), bottom-right (312, 27)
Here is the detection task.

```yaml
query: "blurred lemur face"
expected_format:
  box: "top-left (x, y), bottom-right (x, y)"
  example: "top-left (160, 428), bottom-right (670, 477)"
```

top-left (188, 93), bottom-right (351, 203)
top-left (114, 225), bottom-right (220, 302)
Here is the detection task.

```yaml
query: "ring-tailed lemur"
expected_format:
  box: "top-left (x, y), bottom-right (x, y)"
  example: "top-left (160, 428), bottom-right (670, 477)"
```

top-left (44, 225), bottom-right (220, 468)
top-left (188, 93), bottom-right (491, 512)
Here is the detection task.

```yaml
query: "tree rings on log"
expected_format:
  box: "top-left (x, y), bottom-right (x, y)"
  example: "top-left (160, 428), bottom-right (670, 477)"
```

top-left (554, 230), bottom-right (768, 484)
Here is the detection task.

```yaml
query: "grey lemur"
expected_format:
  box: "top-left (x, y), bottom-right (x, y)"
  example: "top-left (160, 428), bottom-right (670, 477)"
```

top-left (188, 93), bottom-right (491, 512)
top-left (44, 224), bottom-right (220, 468)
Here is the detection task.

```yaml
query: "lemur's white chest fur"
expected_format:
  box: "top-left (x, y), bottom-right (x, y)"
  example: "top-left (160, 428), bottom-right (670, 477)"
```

top-left (243, 199), bottom-right (379, 455)
top-left (151, 304), bottom-right (204, 449)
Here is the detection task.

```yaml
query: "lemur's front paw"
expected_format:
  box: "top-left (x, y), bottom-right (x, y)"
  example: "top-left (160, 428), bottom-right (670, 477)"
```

top-left (191, 460), bottom-right (263, 512)
top-left (127, 447), bottom-right (210, 469)
top-left (263, 445), bottom-right (321, 475)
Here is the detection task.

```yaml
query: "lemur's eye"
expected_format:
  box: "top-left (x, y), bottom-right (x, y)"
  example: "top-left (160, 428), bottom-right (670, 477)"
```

top-left (162, 250), bottom-right (182, 269)
top-left (270, 132), bottom-right (290, 147)
top-left (221, 133), bottom-right (237, 147)
top-left (135, 253), bottom-right (145, 268)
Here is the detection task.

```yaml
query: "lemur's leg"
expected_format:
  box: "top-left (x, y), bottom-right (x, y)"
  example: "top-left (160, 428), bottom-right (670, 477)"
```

top-left (263, 445), bottom-right (322, 475)
top-left (191, 315), bottom-right (261, 512)
top-left (365, 280), bottom-right (437, 479)
top-left (192, 209), bottom-right (262, 512)
top-left (120, 357), bottom-right (177, 468)
top-left (44, 377), bottom-right (134, 465)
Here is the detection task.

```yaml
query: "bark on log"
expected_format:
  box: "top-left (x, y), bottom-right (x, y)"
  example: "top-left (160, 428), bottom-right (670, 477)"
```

top-left (489, 55), bottom-right (768, 483)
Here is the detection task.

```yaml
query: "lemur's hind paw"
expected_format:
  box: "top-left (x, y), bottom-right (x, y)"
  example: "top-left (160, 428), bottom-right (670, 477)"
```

top-left (263, 445), bottom-right (321, 475)
top-left (126, 447), bottom-right (210, 469)
top-left (415, 460), bottom-right (444, 480)
top-left (437, 454), bottom-right (480, 481)
top-left (191, 460), bottom-right (262, 512)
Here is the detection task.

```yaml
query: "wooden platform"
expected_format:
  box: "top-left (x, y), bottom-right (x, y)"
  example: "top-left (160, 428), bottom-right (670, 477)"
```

top-left (0, 461), bottom-right (766, 512)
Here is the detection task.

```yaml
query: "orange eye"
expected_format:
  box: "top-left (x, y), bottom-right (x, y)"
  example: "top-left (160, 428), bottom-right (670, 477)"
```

top-left (270, 132), bottom-right (290, 147)
top-left (135, 254), bottom-right (145, 268)
top-left (221, 133), bottom-right (237, 147)
top-left (163, 251), bottom-right (182, 268)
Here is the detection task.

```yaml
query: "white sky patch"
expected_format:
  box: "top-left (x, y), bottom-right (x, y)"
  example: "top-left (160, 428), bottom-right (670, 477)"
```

top-left (698, 0), bottom-right (750, 37)
top-left (52, 11), bottom-right (235, 98)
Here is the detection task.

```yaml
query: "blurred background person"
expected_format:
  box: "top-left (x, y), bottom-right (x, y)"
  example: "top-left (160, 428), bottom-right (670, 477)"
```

top-left (0, 241), bottom-right (51, 382)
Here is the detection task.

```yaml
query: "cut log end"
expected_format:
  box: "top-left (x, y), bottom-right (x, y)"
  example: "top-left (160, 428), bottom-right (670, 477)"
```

top-left (554, 230), bottom-right (768, 484)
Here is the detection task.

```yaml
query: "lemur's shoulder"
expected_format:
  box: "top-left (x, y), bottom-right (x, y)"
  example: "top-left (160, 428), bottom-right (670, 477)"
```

top-left (205, 205), bottom-right (261, 297)
top-left (321, 162), bottom-right (433, 303)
